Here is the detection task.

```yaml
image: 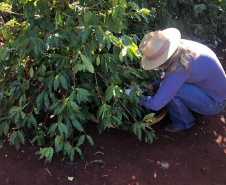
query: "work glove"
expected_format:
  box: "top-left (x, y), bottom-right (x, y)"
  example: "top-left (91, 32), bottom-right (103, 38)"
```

top-left (125, 89), bottom-right (132, 96)
top-left (125, 86), bottom-right (143, 96)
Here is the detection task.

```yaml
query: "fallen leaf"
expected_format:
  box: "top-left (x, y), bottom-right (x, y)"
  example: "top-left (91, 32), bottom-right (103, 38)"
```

top-left (68, 177), bottom-right (74, 181)
top-left (90, 159), bottom-right (106, 165)
top-left (162, 135), bottom-right (177, 142)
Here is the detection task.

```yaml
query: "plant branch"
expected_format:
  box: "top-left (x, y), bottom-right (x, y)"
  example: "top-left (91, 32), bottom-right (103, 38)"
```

top-left (23, 128), bottom-right (34, 147)
top-left (0, 8), bottom-right (24, 16)
top-left (182, 11), bottom-right (191, 25)
top-left (0, 8), bottom-right (41, 17)
top-left (86, 76), bottom-right (103, 103)
top-left (118, 99), bottom-right (138, 122)
top-left (97, 72), bottom-right (109, 88)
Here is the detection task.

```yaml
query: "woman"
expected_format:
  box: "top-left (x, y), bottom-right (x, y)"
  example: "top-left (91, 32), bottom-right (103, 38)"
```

top-left (138, 28), bottom-right (226, 132)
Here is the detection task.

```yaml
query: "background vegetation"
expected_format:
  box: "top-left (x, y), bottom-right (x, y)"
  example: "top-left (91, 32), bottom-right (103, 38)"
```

top-left (0, 0), bottom-right (225, 163)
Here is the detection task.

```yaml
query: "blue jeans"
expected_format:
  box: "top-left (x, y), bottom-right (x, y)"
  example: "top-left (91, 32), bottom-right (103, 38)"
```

top-left (167, 83), bottom-right (226, 129)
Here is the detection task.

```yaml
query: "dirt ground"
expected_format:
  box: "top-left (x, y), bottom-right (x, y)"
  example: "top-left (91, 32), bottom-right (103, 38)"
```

top-left (0, 44), bottom-right (226, 185)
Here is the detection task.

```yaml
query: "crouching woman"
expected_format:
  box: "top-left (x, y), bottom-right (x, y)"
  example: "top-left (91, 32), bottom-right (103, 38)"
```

top-left (139, 28), bottom-right (226, 132)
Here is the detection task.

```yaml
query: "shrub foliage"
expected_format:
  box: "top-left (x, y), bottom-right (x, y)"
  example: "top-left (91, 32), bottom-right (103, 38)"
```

top-left (0, 0), bottom-right (225, 163)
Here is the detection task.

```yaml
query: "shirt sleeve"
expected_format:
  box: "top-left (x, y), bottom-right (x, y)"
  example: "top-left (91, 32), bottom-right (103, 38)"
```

top-left (139, 70), bottom-right (191, 110)
top-left (151, 78), bottom-right (164, 90)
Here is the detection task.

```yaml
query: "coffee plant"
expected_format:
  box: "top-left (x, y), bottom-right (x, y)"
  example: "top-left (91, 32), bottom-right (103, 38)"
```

top-left (0, 0), bottom-right (225, 164)
top-left (0, 0), bottom-right (159, 164)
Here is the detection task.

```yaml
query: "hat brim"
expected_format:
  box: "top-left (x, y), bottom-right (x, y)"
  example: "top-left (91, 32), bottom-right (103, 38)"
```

top-left (141, 28), bottom-right (181, 70)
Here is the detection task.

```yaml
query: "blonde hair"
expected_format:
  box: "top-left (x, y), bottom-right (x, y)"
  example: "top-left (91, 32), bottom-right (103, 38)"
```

top-left (162, 43), bottom-right (198, 75)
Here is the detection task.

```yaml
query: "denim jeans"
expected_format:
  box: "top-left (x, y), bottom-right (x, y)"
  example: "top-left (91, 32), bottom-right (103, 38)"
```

top-left (167, 83), bottom-right (226, 129)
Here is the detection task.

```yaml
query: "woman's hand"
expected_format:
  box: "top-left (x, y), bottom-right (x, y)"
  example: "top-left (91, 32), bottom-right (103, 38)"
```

top-left (147, 84), bottom-right (154, 91)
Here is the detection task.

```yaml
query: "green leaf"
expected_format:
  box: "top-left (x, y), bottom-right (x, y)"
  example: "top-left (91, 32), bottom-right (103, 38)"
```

top-left (133, 123), bottom-right (138, 136)
top-left (46, 36), bottom-right (54, 50)
top-left (37, 38), bottom-right (45, 55)
top-left (72, 119), bottom-right (84, 132)
top-left (0, 92), bottom-right (3, 102)
top-left (55, 104), bottom-right (66, 115)
top-left (0, 121), bottom-right (9, 136)
top-left (127, 46), bottom-right (133, 61)
top-left (75, 147), bottom-right (84, 159)
top-left (14, 112), bottom-right (20, 123)
top-left (73, 64), bottom-right (83, 73)
top-left (122, 35), bottom-right (132, 46)
top-left (143, 113), bottom-right (156, 123)
top-left (60, 75), bottom-right (68, 90)
top-left (80, 54), bottom-right (94, 73)
top-left (84, 11), bottom-right (92, 24)
top-left (24, 1), bottom-right (35, 18)
top-left (8, 131), bottom-right (25, 150)
top-left (107, 37), bottom-right (111, 51)
top-left (70, 101), bottom-right (79, 112)
top-left (48, 123), bottom-right (58, 137)
top-left (128, 46), bottom-right (139, 58)
top-left (69, 149), bottom-right (75, 161)
top-left (76, 135), bottom-right (85, 147)
top-left (39, 64), bottom-right (46, 76)
top-left (58, 123), bottom-right (68, 137)
top-left (44, 92), bottom-right (50, 108)
top-left (135, 12), bottom-right (141, 21)
top-left (30, 37), bottom-right (40, 55)
top-left (82, 27), bottom-right (91, 43)
top-left (54, 36), bottom-right (60, 50)
top-left (31, 134), bottom-right (45, 146)
top-left (103, 85), bottom-right (114, 102)
top-left (18, 131), bottom-right (25, 145)
top-left (119, 47), bottom-right (127, 62)
top-left (2, 47), bottom-right (10, 60)
top-left (97, 104), bottom-right (111, 120)
top-left (55, 11), bottom-right (63, 27)
top-left (137, 125), bottom-right (142, 141)
top-left (145, 132), bottom-right (154, 144)
top-left (65, 16), bottom-right (74, 25)
top-left (36, 91), bottom-right (45, 111)
top-left (96, 55), bottom-right (100, 66)
top-left (70, 91), bottom-right (76, 100)
top-left (91, 36), bottom-right (98, 52)
top-left (110, 35), bottom-right (121, 46)
top-left (9, 106), bottom-right (21, 117)
top-left (55, 135), bottom-right (63, 152)
top-left (20, 111), bottom-right (26, 119)
top-left (112, 116), bottom-right (122, 126)
top-left (29, 67), bottom-right (34, 78)
top-left (76, 88), bottom-right (90, 104)
top-left (132, 122), bottom-right (144, 141)
top-left (95, 27), bottom-right (104, 44)
top-left (86, 135), bottom-right (94, 146)
top-left (54, 75), bottom-right (60, 91)
top-left (29, 114), bottom-right (37, 128)
top-left (40, 147), bottom-right (54, 164)
top-left (194, 4), bottom-right (207, 15)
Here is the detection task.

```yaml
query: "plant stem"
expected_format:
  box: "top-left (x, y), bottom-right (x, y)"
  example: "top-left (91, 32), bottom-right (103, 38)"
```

top-left (85, 76), bottom-right (103, 103)
top-left (23, 128), bottom-right (34, 147)
top-left (118, 99), bottom-right (138, 122)
top-left (0, 9), bottom-right (24, 16)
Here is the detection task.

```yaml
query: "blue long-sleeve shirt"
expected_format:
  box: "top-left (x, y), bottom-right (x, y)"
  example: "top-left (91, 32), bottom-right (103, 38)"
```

top-left (139, 39), bottom-right (226, 111)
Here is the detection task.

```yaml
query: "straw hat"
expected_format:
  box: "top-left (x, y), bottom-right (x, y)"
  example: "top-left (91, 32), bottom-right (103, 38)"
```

top-left (139, 28), bottom-right (181, 70)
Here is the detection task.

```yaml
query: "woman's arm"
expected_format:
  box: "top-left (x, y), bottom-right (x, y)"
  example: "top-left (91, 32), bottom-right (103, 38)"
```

top-left (148, 78), bottom-right (164, 90)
